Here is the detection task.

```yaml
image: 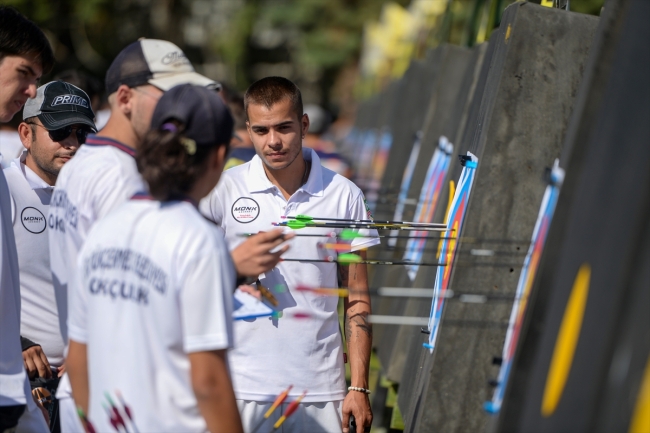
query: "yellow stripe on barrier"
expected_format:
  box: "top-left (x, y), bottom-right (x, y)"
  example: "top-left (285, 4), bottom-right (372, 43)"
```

top-left (629, 356), bottom-right (650, 433)
top-left (541, 263), bottom-right (591, 417)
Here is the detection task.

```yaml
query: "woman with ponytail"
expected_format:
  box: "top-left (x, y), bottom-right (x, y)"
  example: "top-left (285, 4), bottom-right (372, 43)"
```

top-left (66, 84), bottom-right (245, 433)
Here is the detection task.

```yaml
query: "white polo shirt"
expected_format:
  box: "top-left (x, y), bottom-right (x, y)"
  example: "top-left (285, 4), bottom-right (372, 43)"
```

top-left (200, 148), bottom-right (380, 402)
top-left (4, 151), bottom-right (64, 367)
top-left (48, 135), bottom-right (146, 402)
top-left (68, 195), bottom-right (235, 432)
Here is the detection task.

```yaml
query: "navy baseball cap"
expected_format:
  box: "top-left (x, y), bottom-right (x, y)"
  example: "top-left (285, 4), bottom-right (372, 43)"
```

top-left (23, 81), bottom-right (97, 131)
top-left (151, 84), bottom-right (233, 148)
top-left (105, 39), bottom-right (220, 95)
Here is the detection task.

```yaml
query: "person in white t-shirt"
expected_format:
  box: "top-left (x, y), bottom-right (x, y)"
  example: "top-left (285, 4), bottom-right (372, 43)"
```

top-left (200, 76), bottom-right (379, 433)
top-left (0, 6), bottom-right (54, 433)
top-left (4, 80), bottom-right (96, 432)
top-left (66, 84), bottom-right (243, 432)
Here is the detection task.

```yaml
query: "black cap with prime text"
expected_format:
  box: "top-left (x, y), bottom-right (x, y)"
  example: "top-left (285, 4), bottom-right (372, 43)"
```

top-left (23, 81), bottom-right (97, 131)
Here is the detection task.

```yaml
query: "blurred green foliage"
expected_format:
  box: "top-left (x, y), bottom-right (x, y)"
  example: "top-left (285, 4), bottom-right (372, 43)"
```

top-left (3, 0), bottom-right (604, 108)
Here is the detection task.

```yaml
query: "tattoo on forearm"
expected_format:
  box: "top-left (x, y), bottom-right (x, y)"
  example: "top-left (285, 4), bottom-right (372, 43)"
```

top-left (347, 312), bottom-right (373, 339)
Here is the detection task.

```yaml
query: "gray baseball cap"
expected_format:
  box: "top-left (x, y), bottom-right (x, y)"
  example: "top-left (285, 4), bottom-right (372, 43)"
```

top-left (105, 39), bottom-right (220, 95)
top-left (23, 81), bottom-right (97, 132)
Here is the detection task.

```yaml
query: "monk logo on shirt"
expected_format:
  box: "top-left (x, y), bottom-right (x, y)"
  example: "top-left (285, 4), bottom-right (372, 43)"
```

top-left (231, 197), bottom-right (260, 223)
top-left (21, 207), bottom-right (46, 234)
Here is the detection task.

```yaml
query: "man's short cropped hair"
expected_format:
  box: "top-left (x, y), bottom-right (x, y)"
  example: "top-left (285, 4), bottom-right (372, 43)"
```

top-left (0, 6), bottom-right (55, 74)
top-left (244, 76), bottom-right (303, 121)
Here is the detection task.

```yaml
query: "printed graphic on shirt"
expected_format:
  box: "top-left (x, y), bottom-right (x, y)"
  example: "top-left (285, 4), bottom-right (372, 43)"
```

top-left (21, 206), bottom-right (46, 233)
top-left (84, 248), bottom-right (169, 306)
top-left (231, 197), bottom-right (260, 223)
top-left (50, 189), bottom-right (78, 231)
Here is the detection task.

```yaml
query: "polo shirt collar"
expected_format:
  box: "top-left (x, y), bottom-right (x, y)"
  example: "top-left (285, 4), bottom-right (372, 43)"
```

top-left (12, 150), bottom-right (52, 190)
top-left (247, 148), bottom-right (324, 197)
top-left (84, 134), bottom-right (136, 157)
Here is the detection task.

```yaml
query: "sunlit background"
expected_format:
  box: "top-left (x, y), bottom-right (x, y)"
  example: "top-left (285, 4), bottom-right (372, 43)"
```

top-left (6, 0), bottom-right (604, 124)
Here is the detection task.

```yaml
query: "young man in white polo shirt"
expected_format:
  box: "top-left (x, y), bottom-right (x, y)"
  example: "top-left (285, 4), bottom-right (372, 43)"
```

top-left (0, 6), bottom-right (54, 433)
top-left (5, 80), bottom-right (96, 432)
top-left (201, 76), bottom-right (378, 433)
top-left (50, 40), bottom-right (291, 432)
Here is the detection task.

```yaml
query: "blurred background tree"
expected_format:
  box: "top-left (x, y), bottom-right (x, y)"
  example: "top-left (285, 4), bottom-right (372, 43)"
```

top-left (2, 0), bottom-right (604, 119)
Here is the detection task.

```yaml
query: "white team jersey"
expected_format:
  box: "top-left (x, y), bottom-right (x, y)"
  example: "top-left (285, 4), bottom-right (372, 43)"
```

top-left (68, 195), bottom-right (235, 432)
top-left (4, 152), bottom-right (64, 366)
top-left (200, 148), bottom-right (380, 402)
top-left (49, 136), bottom-right (145, 345)
top-left (49, 135), bottom-right (146, 406)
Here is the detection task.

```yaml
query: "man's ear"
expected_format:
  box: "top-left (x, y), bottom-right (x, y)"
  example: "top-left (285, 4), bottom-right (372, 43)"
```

top-left (301, 113), bottom-right (310, 139)
top-left (114, 85), bottom-right (134, 116)
top-left (18, 122), bottom-right (33, 150)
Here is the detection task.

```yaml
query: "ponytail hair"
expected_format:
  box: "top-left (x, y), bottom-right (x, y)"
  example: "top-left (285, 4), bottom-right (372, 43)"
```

top-left (136, 122), bottom-right (219, 201)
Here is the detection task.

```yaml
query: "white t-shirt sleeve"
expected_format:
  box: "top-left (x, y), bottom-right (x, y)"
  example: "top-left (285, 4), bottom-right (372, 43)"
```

top-left (179, 234), bottom-right (234, 353)
top-left (349, 190), bottom-right (381, 251)
top-left (67, 244), bottom-right (89, 344)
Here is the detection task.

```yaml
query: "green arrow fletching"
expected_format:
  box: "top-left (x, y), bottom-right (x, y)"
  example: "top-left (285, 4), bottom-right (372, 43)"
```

top-left (295, 214), bottom-right (313, 221)
top-left (339, 230), bottom-right (361, 240)
top-left (286, 220), bottom-right (307, 229)
top-left (337, 253), bottom-right (363, 264)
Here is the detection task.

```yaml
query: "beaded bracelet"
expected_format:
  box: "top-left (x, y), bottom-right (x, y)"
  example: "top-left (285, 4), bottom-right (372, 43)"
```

top-left (348, 386), bottom-right (371, 394)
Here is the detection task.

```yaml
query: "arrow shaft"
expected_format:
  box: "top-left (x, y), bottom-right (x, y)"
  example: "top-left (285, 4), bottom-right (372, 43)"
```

top-left (281, 258), bottom-right (447, 266)
top-left (285, 215), bottom-right (446, 227)
top-left (277, 221), bottom-right (451, 231)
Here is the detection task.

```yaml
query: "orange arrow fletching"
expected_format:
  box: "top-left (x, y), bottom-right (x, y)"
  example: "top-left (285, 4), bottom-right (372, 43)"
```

top-left (273, 391), bottom-right (308, 429)
top-left (319, 243), bottom-right (352, 251)
top-left (265, 385), bottom-right (293, 418)
top-left (296, 286), bottom-right (349, 297)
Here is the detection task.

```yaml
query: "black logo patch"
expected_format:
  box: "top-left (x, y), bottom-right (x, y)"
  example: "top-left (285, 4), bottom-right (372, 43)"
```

top-left (231, 197), bottom-right (260, 223)
top-left (21, 207), bottom-right (46, 234)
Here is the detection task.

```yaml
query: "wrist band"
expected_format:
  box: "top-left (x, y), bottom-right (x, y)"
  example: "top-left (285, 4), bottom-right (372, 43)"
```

top-left (348, 386), bottom-right (371, 394)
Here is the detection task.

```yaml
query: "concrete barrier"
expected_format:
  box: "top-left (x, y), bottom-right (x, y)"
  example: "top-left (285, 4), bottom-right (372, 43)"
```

top-left (498, 0), bottom-right (650, 431)
top-left (398, 3), bottom-right (598, 431)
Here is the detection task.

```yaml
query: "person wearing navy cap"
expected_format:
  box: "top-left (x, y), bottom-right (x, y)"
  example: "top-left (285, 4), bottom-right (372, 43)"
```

top-left (66, 84), bottom-right (287, 433)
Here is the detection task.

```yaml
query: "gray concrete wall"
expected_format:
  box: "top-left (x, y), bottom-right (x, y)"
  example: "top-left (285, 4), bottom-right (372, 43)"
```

top-left (399, 4), bottom-right (598, 432)
top-left (499, 0), bottom-right (650, 431)
top-left (371, 46), bottom-right (478, 375)
top-left (375, 45), bottom-right (480, 384)
top-left (397, 33), bottom-right (498, 430)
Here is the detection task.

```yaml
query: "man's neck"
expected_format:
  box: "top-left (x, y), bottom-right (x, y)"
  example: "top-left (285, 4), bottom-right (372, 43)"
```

top-left (96, 116), bottom-right (139, 149)
top-left (263, 152), bottom-right (308, 200)
top-left (24, 155), bottom-right (56, 186)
